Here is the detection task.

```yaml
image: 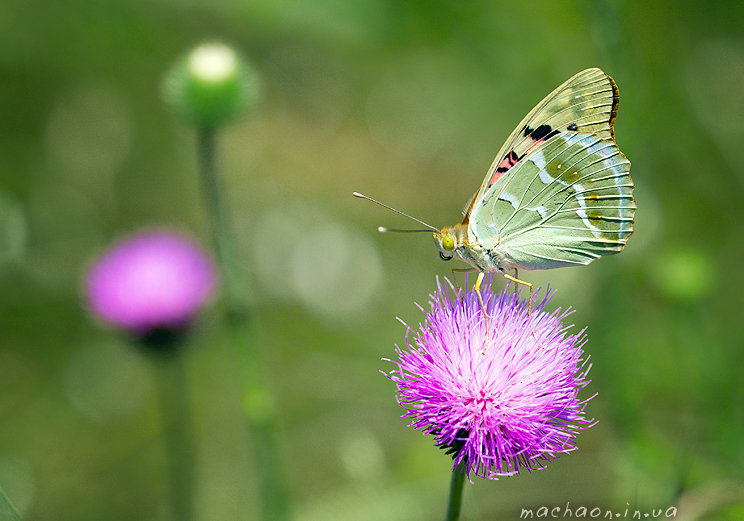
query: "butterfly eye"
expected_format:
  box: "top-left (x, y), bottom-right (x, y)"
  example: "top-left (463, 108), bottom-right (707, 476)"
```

top-left (442, 235), bottom-right (455, 251)
top-left (440, 252), bottom-right (453, 261)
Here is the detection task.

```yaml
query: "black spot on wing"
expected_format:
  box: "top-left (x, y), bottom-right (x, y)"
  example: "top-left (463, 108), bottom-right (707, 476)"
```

top-left (522, 123), bottom-right (561, 142)
top-left (567, 123), bottom-right (578, 131)
top-left (530, 124), bottom-right (553, 140)
top-left (544, 128), bottom-right (560, 140)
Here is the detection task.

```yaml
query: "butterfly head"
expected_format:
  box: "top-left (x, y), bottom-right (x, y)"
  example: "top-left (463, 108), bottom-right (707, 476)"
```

top-left (433, 225), bottom-right (467, 262)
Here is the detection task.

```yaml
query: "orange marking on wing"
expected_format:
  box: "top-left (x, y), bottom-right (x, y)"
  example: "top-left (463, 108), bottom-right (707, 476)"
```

top-left (461, 192), bottom-right (477, 225)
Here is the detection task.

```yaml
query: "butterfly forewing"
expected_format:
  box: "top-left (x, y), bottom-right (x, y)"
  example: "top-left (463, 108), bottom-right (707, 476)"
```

top-left (465, 68), bottom-right (619, 224)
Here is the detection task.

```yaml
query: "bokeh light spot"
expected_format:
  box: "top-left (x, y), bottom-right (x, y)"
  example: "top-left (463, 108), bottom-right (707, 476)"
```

top-left (339, 429), bottom-right (386, 482)
top-left (654, 247), bottom-right (714, 302)
top-left (292, 222), bottom-right (382, 318)
top-left (254, 205), bottom-right (383, 318)
top-left (44, 85), bottom-right (131, 192)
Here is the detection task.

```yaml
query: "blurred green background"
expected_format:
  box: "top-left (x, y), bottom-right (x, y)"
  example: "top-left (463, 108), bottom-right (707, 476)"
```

top-left (1, 0), bottom-right (743, 519)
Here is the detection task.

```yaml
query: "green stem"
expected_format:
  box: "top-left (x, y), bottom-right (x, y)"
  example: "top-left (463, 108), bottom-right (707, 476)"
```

top-left (196, 126), bottom-right (291, 521)
top-left (0, 483), bottom-right (22, 521)
top-left (445, 461), bottom-right (467, 521)
top-left (196, 126), bottom-right (246, 308)
top-left (153, 349), bottom-right (195, 521)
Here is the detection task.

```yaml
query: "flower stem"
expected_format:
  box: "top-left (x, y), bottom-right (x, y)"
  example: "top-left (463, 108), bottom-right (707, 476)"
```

top-left (196, 126), bottom-right (291, 521)
top-left (445, 461), bottom-right (467, 521)
top-left (153, 346), bottom-right (195, 521)
top-left (0, 483), bottom-right (22, 521)
top-left (196, 126), bottom-right (246, 309)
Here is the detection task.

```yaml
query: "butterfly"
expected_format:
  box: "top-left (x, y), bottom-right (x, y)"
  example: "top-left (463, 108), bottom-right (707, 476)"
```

top-left (355, 68), bottom-right (635, 311)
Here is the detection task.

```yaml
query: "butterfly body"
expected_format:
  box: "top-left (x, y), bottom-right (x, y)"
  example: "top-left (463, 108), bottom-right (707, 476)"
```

top-left (434, 68), bottom-right (635, 277)
top-left (434, 225), bottom-right (512, 273)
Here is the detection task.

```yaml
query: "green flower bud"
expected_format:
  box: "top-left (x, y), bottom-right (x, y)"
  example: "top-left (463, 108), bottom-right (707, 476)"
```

top-left (162, 42), bottom-right (260, 127)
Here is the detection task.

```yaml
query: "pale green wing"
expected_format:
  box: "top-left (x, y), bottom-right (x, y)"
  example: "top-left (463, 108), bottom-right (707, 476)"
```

top-left (463, 68), bottom-right (619, 222)
top-left (471, 132), bottom-right (634, 269)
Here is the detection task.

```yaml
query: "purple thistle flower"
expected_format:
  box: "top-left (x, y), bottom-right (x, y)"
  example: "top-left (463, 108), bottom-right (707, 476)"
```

top-left (85, 230), bottom-right (217, 334)
top-left (386, 275), bottom-right (594, 480)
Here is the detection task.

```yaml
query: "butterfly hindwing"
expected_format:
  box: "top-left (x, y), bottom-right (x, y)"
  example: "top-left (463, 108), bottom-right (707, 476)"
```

top-left (465, 68), bottom-right (619, 224)
top-left (472, 132), bottom-right (634, 269)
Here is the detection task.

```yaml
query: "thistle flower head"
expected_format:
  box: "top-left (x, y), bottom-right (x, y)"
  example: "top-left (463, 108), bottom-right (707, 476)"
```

top-left (386, 276), bottom-right (594, 480)
top-left (85, 230), bottom-right (217, 335)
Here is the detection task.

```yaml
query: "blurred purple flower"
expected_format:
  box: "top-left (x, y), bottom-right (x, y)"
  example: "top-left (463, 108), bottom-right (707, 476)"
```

top-left (386, 276), bottom-right (594, 480)
top-left (85, 230), bottom-right (217, 334)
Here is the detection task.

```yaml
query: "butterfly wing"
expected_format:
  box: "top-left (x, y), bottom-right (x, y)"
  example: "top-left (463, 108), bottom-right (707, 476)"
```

top-left (471, 131), bottom-right (634, 269)
top-left (463, 68), bottom-right (619, 224)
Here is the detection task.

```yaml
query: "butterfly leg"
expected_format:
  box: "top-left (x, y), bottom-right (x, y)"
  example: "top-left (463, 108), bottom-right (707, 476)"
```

top-left (451, 267), bottom-right (477, 295)
top-left (473, 271), bottom-right (491, 353)
top-left (512, 268), bottom-right (520, 295)
top-left (500, 271), bottom-right (533, 316)
top-left (498, 269), bottom-right (537, 338)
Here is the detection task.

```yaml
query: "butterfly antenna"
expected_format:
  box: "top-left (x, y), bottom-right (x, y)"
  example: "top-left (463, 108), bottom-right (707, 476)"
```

top-left (377, 226), bottom-right (432, 233)
top-left (353, 192), bottom-right (439, 232)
